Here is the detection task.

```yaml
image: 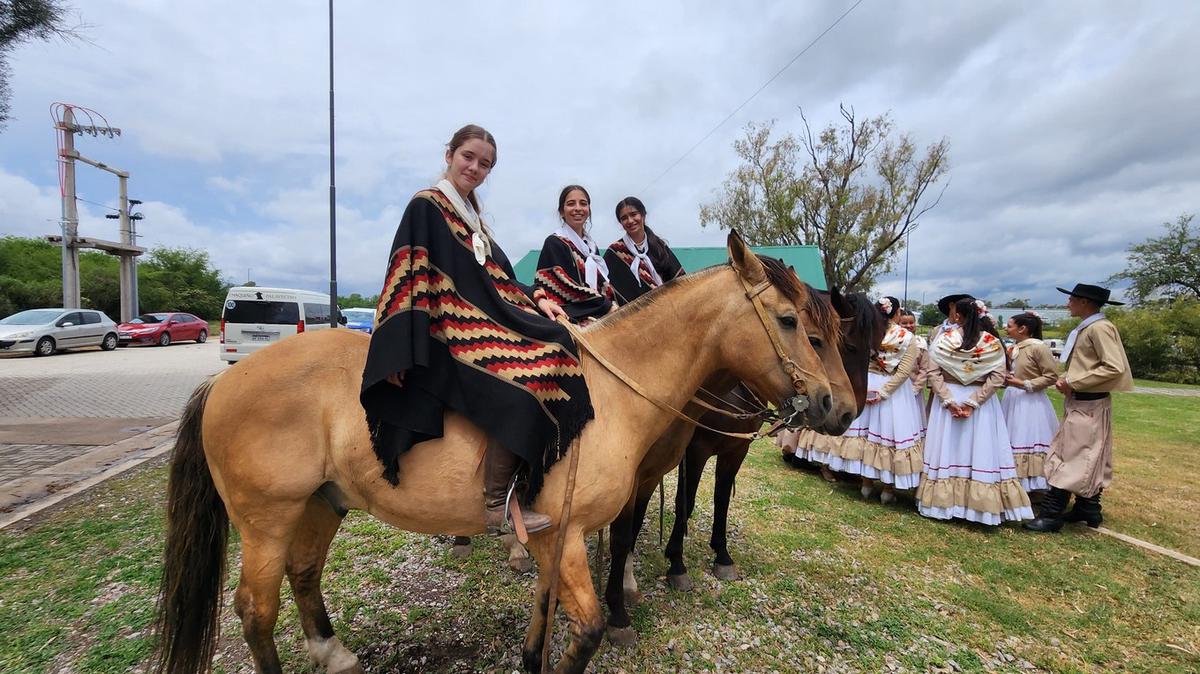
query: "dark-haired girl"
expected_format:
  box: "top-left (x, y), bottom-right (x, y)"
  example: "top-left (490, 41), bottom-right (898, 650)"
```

top-left (1001, 311), bottom-right (1060, 492)
top-left (898, 309), bottom-right (931, 429)
top-left (847, 297), bottom-right (926, 502)
top-left (603, 196), bottom-right (684, 304)
top-left (916, 299), bottom-right (1033, 525)
top-left (534, 185), bottom-right (616, 323)
top-left (362, 125), bottom-right (591, 537)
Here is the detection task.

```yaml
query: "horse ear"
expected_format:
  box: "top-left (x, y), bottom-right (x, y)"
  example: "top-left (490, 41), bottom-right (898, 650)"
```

top-left (727, 230), bottom-right (766, 285)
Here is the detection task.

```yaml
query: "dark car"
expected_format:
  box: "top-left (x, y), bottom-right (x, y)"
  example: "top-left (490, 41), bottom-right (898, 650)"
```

top-left (117, 312), bottom-right (209, 346)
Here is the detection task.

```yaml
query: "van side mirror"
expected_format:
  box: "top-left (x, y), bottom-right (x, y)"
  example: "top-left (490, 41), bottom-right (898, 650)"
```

top-left (338, 315), bottom-right (348, 325)
top-left (59, 321), bottom-right (74, 327)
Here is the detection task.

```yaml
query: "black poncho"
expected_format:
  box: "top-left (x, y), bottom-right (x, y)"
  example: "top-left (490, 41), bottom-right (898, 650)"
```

top-left (603, 237), bottom-right (685, 304)
top-left (534, 235), bottom-right (615, 322)
top-left (361, 189), bottom-right (594, 500)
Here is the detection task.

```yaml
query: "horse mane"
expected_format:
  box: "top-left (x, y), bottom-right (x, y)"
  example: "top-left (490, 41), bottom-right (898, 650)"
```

top-left (587, 255), bottom-right (839, 346)
top-left (844, 291), bottom-right (886, 348)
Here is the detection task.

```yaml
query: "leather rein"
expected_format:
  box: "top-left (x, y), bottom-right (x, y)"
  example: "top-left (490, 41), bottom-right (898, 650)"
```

top-left (556, 266), bottom-right (822, 440)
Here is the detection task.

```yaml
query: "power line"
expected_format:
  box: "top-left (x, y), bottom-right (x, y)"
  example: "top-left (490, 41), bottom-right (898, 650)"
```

top-left (74, 195), bottom-right (119, 212)
top-left (641, 0), bottom-right (867, 193)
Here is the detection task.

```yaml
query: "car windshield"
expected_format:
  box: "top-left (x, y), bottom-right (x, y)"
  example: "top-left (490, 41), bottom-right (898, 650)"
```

top-left (343, 309), bottom-right (374, 322)
top-left (0, 309), bottom-right (64, 325)
top-left (128, 314), bottom-right (169, 324)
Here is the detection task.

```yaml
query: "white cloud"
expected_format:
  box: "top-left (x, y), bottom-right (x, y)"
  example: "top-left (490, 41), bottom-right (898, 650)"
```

top-left (0, 0), bottom-right (1197, 304)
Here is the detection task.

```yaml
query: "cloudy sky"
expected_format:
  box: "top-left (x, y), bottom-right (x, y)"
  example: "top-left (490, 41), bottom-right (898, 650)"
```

top-left (1, 0), bottom-right (1197, 306)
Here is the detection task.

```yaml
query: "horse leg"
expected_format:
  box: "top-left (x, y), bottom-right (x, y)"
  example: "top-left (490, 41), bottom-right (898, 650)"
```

top-left (286, 496), bottom-right (361, 674)
top-left (232, 503), bottom-right (306, 674)
top-left (521, 557), bottom-right (554, 674)
top-left (603, 497), bottom-right (638, 647)
top-left (665, 449), bottom-right (706, 591)
top-left (502, 532), bottom-right (534, 573)
top-left (710, 442), bottom-right (748, 581)
top-left (624, 486), bottom-right (655, 606)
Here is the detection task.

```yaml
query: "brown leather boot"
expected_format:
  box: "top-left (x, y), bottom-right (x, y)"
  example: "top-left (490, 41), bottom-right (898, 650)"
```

top-left (483, 444), bottom-right (551, 535)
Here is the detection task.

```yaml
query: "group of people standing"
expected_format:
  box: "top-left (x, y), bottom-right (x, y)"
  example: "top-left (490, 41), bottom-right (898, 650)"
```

top-left (779, 284), bottom-right (1132, 533)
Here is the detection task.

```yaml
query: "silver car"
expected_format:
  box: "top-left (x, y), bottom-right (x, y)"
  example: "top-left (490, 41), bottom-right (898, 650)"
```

top-left (0, 308), bottom-right (120, 356)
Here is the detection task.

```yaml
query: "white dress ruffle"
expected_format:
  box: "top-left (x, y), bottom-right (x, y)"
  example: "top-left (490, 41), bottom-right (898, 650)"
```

top-left (1001, 387), bottom-right (1059, 491)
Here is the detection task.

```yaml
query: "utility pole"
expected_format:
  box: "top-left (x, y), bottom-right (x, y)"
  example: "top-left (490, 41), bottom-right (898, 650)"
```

top-left (327, 0), bottom-right (338, 327)
top-left (59, 107), bottom-right (81, 309)
top-left (51, 103), bottom-right (142, 320)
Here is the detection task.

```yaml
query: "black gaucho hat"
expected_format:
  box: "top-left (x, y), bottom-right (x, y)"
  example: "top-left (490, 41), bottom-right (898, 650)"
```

top-left (1057, 283), bottom-right (1124, 306)
top-left (937, 293), bottom-right (973, 316)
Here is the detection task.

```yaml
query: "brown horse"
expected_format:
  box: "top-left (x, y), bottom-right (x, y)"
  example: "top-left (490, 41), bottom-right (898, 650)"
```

top-left (661, 290), bottom-right (887, 590)
top-left (152, 234), bottom-right (854, 674)
top-left (600, 288), bottom-right (876, 645)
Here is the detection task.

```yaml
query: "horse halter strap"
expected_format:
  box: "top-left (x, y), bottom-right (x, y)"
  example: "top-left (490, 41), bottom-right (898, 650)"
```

top-left (737, 272), bottom-right (821, 402)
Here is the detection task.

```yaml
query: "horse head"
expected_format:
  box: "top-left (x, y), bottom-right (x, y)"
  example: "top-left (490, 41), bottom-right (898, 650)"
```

top-left (723, 231), bottom-right (855, 432)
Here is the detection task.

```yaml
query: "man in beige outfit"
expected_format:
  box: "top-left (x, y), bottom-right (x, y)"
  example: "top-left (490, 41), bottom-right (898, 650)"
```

top-left (1026, 283), bottom-right (1132, 533)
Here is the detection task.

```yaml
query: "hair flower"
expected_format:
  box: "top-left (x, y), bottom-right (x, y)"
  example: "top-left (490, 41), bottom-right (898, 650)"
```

top-left (877, 297), bottom-right (893, 315)
top-left (975, 299), bottom-right (989, 316)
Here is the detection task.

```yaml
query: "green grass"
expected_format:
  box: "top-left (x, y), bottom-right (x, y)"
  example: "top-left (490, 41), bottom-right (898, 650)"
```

top-left (1, 389), bottom-right (1198, 672)
top-left (1131, 378), bottom-right (1200, 390)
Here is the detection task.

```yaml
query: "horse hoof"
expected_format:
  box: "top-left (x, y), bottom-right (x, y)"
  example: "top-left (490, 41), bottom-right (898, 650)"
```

top-left (607, 626), bottom-right (638, 648)
top-left (667, 574), bottom-right (694, 592)
top-left (712, 563), bottom-right (740, 581)
top-left (450, 544), bottom-right (472, 559)
top-left (623, 589), bottom-right (644, 607)
top-left (509, 556), bottom-right (533, 573)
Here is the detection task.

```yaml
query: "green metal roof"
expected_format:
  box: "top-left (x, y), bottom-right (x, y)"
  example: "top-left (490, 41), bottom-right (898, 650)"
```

top-left (512, 244), bottom-right (827, 290)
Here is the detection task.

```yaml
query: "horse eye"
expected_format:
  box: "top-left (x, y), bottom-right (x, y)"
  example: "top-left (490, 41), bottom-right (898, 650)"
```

top-left (778, 315), bottom-right (798, 330)
top-left (808, 335), bottom-right (823, 348)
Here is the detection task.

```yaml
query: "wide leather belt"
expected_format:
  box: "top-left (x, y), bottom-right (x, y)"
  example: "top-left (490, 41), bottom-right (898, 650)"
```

top-left (1073, 391), bottom-right (1110, 401)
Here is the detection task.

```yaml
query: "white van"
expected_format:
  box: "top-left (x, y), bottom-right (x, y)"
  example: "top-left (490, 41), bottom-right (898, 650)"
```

top-left (220, 286), bottom-right (340, 363)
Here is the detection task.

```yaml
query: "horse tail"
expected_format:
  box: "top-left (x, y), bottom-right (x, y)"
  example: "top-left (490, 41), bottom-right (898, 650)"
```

top-left (152, 377), bottom-right (227, 674)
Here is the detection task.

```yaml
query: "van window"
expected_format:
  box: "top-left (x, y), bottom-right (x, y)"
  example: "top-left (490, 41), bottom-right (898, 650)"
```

top-left (224, 300), bottom-right (300, 324)
top-left (304, 302), bottom-right (331, 324)
top-left (82, 312), bottom-right (101, 324)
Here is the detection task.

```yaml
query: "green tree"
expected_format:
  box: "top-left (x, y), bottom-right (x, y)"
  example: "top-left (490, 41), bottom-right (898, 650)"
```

top-left (918, 304), bottom-right (942, 327)
top-left (1001, 298), bottom-right (1031, 309)
top-left (138, 247), bottom-right (230, 319)
top-left (338, 292), bottom-right (378, 308)
top-left (1, 1), bottom-right (82, 128)
top-left (1107, 213), bottom-right (1199, 303)
top-left (700, 105), bottom-right (950, 292)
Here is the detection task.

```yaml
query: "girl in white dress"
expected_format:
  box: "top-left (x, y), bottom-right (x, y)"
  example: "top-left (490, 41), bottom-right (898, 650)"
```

top-left (811, 297), bottom-right (925, 503)
top-left (898, 310), bottom-right (930, 430)
top-left (1001, 312), bottom-right (1060, 492)
top-left (917, 299), bottom-right (1034, 525)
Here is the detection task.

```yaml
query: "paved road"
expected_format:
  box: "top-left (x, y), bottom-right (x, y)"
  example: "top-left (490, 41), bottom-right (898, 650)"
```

top-left (0, 341), bottom-right (225, 418)
top-left (0, 342), bottom-right (226, 521)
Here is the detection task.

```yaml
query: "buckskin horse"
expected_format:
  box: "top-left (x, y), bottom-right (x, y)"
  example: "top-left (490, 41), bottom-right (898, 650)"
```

top-left (151, 233), bottom-right (854, 674)
top-left (599, 288), bottom-right (882, 646)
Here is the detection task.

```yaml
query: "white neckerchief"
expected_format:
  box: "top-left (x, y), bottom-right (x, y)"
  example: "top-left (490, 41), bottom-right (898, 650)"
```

top-left (1060, 312), bottom-right (1104, 364)
top-left (622, 233), bottom-right (663, 287)
top-left (435, 179), bottom-right (491, 265)
top-left (556, 223), bottom-right (609, 291)
top-left (931, 319), bottom-right (954, 344)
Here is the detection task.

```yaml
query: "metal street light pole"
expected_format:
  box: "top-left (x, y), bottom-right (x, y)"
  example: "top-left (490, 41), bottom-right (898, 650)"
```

top-left (327, 0), bottom-right (338, 327)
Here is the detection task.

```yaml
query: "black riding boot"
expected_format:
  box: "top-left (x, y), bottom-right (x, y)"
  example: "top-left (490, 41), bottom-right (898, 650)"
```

top-left (1064, 490), bottom-right (1103, 528)
top-left (483, 444), bottom-right (551, 535)
top-left (1024, 487), bottom-right (1070, 533)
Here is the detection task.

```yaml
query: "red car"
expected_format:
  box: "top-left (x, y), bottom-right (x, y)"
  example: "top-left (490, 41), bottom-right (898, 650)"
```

top-left (117, 312), bottom-right (209, 346)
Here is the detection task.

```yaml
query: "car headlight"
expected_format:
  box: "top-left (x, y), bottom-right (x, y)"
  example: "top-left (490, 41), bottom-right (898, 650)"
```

top-left (5, 330), bottom-right (33, 339)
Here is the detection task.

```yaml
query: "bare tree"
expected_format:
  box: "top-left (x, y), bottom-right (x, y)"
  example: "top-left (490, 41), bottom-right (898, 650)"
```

top-left (700, 105), bottom-right (950, 292)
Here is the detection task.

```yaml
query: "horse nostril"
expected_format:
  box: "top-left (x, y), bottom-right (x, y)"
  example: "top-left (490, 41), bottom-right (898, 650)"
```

top-left (840, 412), bottom-right (853, 428)
top-left (821, 394), bottom-right (833, 415)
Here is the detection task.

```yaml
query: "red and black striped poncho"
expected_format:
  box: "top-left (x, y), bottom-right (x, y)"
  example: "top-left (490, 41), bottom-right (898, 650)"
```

top-left (360, 189), bottom-right (594, 500)
top-left (534, 235), bottom-right (615, 323)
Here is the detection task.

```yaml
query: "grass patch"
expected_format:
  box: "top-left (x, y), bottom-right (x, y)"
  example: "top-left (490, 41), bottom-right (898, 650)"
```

top-left (1, 392), bottom-right (1197, 672)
